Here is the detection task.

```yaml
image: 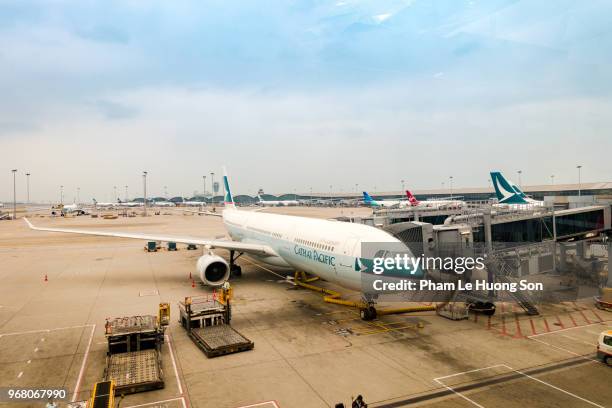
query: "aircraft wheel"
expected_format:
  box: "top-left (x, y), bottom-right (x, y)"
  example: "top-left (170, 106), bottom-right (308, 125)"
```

top-left (360, 306), bottom-right (377, 321)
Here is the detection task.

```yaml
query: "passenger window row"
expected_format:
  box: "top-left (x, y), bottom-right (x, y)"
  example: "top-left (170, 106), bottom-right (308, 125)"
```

top-left (295, 237), bottom-right (334, 252)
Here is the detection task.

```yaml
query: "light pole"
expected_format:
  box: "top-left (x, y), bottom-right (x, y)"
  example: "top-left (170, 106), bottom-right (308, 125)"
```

top-left (143, 171), bottom-right (148, 216)
top-left (26, 172), bottom-right (30, 205)
top-left (449, 176), bottom-right (454, 198)
top-left (202, 176), bottom-right (206, 197)
top-left (550, 175), bottom-right (555, 185)
top-left (12, 169), bottom-right (17, 220)
top-left (577, 165), bottom-right (582, 196)
top-left (401, 179), bottom-right (405, 192)
top-left (77, 187), bottom-right (80, 204)
top-left (60, 185), bottom-right (64, 204)
top-left (517, 170), bottom-right (522, 188)
top-left (210, 172), bottom-right (215, 202)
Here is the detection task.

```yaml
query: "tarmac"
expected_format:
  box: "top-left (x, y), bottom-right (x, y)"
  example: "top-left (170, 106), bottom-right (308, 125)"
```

top-left (0, 206), bottom-right (610, 408)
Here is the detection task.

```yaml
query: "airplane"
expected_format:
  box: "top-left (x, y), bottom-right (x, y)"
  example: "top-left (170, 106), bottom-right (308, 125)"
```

top-left (117, 199), bottom-right (142, 208)
top-left (93, 198), bottom-right (116, 208)
top-left (405, 190), bottom-right (465, 209)
top-left (490, 171), bottom-right (543, 207)
top-left (24, 169), bottom-right (421, 320)
top-left (152, 200), bottom-right (176, 207)
top-left (183, 200), bottom-right (207, 207)
top-left (362, 192), bottom-right (409, 208)
top-left (257, 195), bottom-right (299, 206)
top-left (50, 202), bottom-right (88, 216)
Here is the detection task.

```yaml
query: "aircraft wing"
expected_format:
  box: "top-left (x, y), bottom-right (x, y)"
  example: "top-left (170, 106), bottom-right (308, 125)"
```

top-left (182, 209), bottom-right (222, 217)
top-left (23, 218), bottom-right (275, 256)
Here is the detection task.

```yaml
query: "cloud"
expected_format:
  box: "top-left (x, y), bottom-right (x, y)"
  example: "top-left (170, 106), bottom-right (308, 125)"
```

top-left (1, 1), bottom-right (612, 201)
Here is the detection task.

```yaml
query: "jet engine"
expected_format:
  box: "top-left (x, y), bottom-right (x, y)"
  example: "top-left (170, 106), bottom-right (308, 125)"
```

top-left (196, 254), bottom-right (229, 286)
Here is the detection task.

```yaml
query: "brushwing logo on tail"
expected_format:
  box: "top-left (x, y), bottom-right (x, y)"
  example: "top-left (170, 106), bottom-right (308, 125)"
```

top-left (223, 174), bottom-right (234, 205)
top-left (490, 172), bottom-right (529, 204)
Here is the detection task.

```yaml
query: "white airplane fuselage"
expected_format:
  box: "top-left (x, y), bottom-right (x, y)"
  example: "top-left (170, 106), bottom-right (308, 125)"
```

top-left (222, 208), bottom-right (401, 291)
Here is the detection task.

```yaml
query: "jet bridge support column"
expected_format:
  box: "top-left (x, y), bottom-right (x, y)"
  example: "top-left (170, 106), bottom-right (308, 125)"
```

top-left (577, 241), bottom-right (586, 260)
top-left (607, 242), bottom-right (612, 287)
top-left (483, 210), bottom-right (492, 253)
top-left (558, 243), bottom-right (568, 272)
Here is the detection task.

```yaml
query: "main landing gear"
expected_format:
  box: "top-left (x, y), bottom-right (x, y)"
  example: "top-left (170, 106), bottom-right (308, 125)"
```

top-left (228, 250), bottom-right (243, 277)
top-left (359, 294), bottom-right (378, 321)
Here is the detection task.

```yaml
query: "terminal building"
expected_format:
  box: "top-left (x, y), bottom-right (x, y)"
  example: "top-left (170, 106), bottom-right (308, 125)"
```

top-left (157, 181), bottom-right (612, 205)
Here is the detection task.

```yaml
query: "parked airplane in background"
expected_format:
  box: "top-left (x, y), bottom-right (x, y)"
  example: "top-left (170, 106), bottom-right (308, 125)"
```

top-left (51, 202), bottom-right (88, 216)
top-left (92, 198), bottom-right (116, 208)
top-left (153, 201), bottom-right (176, 207)
top-left (25, 169), bottom-right (420, 320)
top-left (117, 199), bottom-right (142, 208)
top-left (490, 171), bottom-right (544, 207)
top-left (362, 192), bottom-right (409, 208)
top-left (405, 190), bottom-right (465, 209)
top-left (257, 195), bottom-right (299, 206)
top-left (183, 200), bottom-right (207, 207)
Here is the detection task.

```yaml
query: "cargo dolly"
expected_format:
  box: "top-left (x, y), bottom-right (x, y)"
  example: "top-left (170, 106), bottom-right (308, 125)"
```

top-left (179, 285), bottom-right (254, 358)
top-left (103, 314), bottom-right (166, 395)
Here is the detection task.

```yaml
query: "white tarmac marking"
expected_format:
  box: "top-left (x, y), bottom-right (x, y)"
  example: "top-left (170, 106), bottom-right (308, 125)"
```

top-left (527, 321), bottom-right (611, 338)
top-left (433, 365), bottom-right (505, 408)
top-left (502, 365), bottom-right (604, 408)
top-left (34, 347), bottom-right (38, 352)
top-left (434, 364), bottom-right (605, 408)
top-left (17, 371), bottom-right (23, 378)
top-left (123, 397), bottom-right (186, 408)
top-left (71, 324), bottom-right (96, 402)
top-left (529, 336), bottom-right (598, 362)
top-left (236, 402), bottom-right (280, 408)
top-left (26, 360), bottom-right (31, 364)
top-left (0, 324), bottom-right (92, 337)
top-left (561, 334), bottom-right (596, 346)
top-left (165, 334), bottom-right (187, 408)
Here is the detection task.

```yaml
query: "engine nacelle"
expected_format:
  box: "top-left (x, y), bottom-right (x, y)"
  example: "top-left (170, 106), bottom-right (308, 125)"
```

top-left (196, 254), bottom-right (229, 287)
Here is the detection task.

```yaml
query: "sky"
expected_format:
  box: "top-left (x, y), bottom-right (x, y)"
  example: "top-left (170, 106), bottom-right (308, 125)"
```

top-left (1, 0), bottom-right (612, 202)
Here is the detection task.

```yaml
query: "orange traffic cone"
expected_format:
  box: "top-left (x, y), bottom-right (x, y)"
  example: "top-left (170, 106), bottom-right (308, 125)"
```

top-left (44, 274), bottom-right (48, 282)
top-left (191, 279), bottom-right (195, 288)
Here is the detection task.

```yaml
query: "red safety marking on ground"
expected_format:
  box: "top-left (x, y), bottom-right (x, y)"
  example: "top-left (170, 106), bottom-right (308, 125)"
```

top-left (543, 317), bottom-right (551, 332)
top-left (529, 318), bottom-right (537, 336)
top-left (514, 315), bottom-right (523, 338)
top-left (578, 309), bottom-right (591, 324)
top-left (591, 309), bottom-right (604, 322)
top-left (568, 312), bottom-right (578, 327)
top-left (555, 315), bottom-right (565, 329)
